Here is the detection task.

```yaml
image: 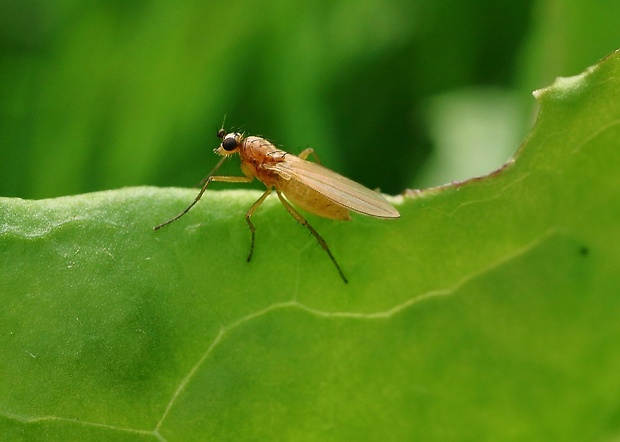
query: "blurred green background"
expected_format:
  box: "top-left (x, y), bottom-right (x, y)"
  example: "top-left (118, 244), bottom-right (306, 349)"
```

top-left (0, 0), bottom-right (618, 199)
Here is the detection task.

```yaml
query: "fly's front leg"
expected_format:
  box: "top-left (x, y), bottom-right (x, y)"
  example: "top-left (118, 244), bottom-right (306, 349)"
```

top-left (276, 190), bottom-right (347, 283)
top-left (245, 188), bottom-right (273, 262)
top-left (153, 157), bottom-right (253, 230)
top-left (298, 147), bottom-right (322, 164)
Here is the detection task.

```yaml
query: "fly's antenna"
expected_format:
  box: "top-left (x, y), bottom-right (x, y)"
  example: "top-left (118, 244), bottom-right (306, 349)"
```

top-left (219, 115), bottom-right (227, 135)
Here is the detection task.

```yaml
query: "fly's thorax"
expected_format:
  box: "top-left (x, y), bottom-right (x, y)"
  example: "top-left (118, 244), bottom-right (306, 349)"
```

top-left (239, 136), bottom-right (287, 186)
top-left (240, 136), bottom-right (286, 165)
top-left (242, 136), bottom-right (277, 155)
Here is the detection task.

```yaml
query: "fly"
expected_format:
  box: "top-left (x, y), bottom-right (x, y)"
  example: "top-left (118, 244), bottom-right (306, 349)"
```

top-left (154, 129), bottom-right (400, 283)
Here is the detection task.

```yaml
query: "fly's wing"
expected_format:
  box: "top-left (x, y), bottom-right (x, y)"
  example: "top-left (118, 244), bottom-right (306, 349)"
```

top-left (266, 155), bottom-right (400, 218)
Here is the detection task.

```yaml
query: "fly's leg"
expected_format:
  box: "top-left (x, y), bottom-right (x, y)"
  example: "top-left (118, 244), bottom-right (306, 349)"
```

top-left (198, 157), bottom-right (232, 186)
top-left (245, 188), bottom-right (273, 262)
top-left (298, 147), bottom-right (322, 165)
top-left (276, 190), bottom-right (348, 284)
top-left (153, 156), bottom-right (253, 230)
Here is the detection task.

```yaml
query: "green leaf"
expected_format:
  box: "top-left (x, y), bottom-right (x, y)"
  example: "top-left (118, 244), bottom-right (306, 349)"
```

top-left (2, 50), bottom-right (620, 440)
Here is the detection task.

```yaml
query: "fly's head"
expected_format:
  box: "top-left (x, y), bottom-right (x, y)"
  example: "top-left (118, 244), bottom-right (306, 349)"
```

top-left (215, 129), bottom-right (244, 156)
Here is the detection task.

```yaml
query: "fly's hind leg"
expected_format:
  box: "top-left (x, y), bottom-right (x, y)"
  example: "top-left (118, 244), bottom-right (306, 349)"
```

top-left (276, 190), bottom-right (348, 283)
top-left (245, 188), bottom-right (273, 262)
top-left (298, 147), bottom-right (322, 164)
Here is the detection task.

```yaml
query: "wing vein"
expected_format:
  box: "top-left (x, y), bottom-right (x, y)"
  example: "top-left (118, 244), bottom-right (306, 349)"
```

top-left (265, 156), bottom-right (399, 218)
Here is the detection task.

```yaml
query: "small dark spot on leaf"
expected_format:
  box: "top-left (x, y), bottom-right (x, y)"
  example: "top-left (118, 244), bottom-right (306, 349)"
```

top-left (579, 246), bottom-right (589, 256)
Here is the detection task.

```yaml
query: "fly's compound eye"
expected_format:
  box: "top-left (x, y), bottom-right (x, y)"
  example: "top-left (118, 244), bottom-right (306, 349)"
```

top-left (222, 136), bottom-right (238, 151)
top-left (216, 128), bottom-right (226, 139)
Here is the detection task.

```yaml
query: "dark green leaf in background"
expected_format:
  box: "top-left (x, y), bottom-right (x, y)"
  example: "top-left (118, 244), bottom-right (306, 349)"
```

top-left (0, 0), bottom-right (537, 199)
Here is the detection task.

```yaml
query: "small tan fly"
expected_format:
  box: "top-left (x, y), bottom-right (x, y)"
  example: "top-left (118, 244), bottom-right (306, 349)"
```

top-left (154, 129), bottom-right (400, 283)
